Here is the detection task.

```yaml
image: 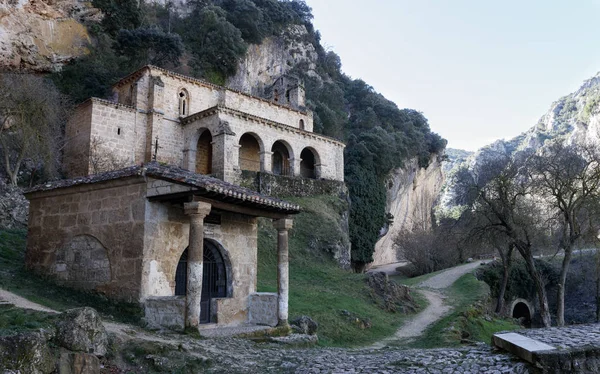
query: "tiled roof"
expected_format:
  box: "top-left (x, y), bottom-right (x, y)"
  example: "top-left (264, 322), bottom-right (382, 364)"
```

top-left (25, 163), bottom-right (301, 214)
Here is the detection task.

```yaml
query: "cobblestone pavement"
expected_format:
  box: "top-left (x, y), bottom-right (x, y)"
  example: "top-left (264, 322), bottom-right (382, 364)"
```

top-left (517, 322), bottom-right (600, 350)
top-left (166, 336), bottom-right (532, 374)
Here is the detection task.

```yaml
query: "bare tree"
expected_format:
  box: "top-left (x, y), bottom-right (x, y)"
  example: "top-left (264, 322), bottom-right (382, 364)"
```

top-left (530, 142), bottom-right (600, 326)
top-left (0, 73), bottom-right (70, 185)
top-left (87, 136), bottom-right (129, 174)
top-left (456, 152), bottom-right (553, 327)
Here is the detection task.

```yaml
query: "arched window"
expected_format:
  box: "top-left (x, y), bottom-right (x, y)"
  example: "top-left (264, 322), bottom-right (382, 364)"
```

top-left (179, 89), bottom-right (189, 116)
top-left (299, 119), bottom-right (305, 130)
top-left (195, 130), bottom-right (212, 175)
top-left (300, 148), bottom-right (319, 179)
top-left (271, 141), bottom-right (291, 176)
top-left (239, 133), bottom-right (261, 172)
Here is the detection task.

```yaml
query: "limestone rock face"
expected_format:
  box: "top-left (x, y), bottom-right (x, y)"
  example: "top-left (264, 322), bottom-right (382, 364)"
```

top-left (58, 352), bottom-right (101, 374)
top-left (226, 25), bottom-right (319, 95)
top-left (0, 0), bottom-right (98, 72)
top-left (0, 329), bottom-right (56, 374)
top-left (371, 155), bottom-right (445, 266)
top-left (55, 307), bottom-right (109, 356)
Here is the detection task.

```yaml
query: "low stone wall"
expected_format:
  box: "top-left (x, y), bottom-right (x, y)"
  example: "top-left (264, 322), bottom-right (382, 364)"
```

top-left (144, 296), bottom-right (185, 331)
top-left (248, 292), bottom-right (278, 326)
top-left (239, 171), bottom-right (347, 198)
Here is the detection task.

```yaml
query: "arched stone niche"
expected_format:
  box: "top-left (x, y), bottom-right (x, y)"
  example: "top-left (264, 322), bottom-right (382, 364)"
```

top-left (54, 235), bottom-right (111, 290)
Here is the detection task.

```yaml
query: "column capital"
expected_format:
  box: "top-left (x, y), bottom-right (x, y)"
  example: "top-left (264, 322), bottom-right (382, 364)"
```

top-left (273, 218), bottom-right (293, 231)
top-left (184, 201), bottom-right (212, 217)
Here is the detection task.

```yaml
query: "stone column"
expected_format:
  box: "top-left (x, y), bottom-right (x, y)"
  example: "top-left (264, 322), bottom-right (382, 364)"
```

top-left (291, 157), bottom-right (302, 177)
top-left (260, 151), bottom-right (273, 173)
top-left (184, 201), bottom-right (212, 329)
top-left (273, 218), bottom-right (293, 326)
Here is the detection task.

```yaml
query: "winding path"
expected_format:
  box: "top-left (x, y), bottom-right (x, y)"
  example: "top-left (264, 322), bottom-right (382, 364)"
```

top-left (372, 260), bottom-right (483, 349)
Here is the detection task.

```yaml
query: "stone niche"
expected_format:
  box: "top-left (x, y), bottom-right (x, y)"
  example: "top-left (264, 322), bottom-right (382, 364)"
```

top-left (54, 235), bottom-right (111, 289)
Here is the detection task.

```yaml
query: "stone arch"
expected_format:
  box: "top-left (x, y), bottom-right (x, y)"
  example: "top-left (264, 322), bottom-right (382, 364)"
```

top-left (238, 133), bottom-right (263, 172)
top-left (299, 119), bottom-right (305, 130)
top-left (178, 88), bottom-right (190, 116)
top-left (271, 140), bottom-right (293, 176)
top-left (195, 129), bottom-right (213, 175)
top-left (300, 147), bottom-right (320, 179)
top-left (511, 298), bottom-right (533, 327)
top-left (174, 239), bottom-right (233, 323)
top-left (54, 234), bottom-right (111, 290)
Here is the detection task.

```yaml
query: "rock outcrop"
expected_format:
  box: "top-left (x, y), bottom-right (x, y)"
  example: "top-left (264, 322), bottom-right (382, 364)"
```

top-left (0, 0), bottom-right (99, 72)
top-left (371, 155), bottom-right (445, 266)
top-left (0, 179), bottom-right (28, 229)
top-left (55, 307), bottom-right (109, 356)
top-left (226, 25), bottom-right (319, 95)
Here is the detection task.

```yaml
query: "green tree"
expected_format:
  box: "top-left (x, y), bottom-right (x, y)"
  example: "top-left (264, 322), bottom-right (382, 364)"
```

top-left (92, 0), bottom-right (141, 36)
top-left (115, 27), bottom-right (184, 68)
top-left (183, 5), bottom-right (247, 83)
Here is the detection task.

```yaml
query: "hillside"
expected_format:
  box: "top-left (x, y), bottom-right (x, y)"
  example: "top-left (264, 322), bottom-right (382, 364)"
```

top-left (1, 0), bottom-right (446, 269)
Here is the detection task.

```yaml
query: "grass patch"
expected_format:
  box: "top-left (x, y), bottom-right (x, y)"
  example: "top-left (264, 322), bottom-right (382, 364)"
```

top-left (0, 304), bottom-right (58, 335)
top-left (257, 195), bottom-right (419, 347)
top-left (390, 267), bottom-right (448, 287)
top-left (0, 229), bottom-right (142, 325)
top-left (406, 272), bottom-right (519, 348)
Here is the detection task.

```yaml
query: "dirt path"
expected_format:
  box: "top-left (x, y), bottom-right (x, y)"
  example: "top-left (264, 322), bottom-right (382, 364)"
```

top-left (372, 261), bottom-right (483, 349)
top-left (0, 288), bottom-right (59, 314)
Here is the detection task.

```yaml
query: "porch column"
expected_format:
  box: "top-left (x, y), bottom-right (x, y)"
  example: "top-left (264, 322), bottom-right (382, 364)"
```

top-left (184, 201), bottom-right (212, 329)
top-left (273, 218), bottom-right (293, 326)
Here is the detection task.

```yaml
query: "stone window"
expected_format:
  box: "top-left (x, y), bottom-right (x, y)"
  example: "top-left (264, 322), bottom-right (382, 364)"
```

top-left (299, 119), bottom-right (305, 130)
top-left (179, 89), bottom-right (189, 116)
top-left (195, 130), bottom-right (212, 175)
top-left (239, 133), bottom-right (262, 172)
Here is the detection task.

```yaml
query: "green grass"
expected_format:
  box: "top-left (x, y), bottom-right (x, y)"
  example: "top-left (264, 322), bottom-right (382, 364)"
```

top-left (257, 195), bottom-right (420, 347)
top-left (406, 273), bottom-right (519, 348)
top-left (0, 304), bottom-right (58, 335)
top-left (0, 229), bottom-right (142, 324)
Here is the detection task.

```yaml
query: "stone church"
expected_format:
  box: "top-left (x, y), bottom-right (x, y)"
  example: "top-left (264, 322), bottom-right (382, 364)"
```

top-left (24, 66), bottom-right (345, 330)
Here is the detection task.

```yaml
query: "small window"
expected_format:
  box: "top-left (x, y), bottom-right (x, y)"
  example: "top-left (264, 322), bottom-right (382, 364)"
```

top-left (299, 119), bottom-right (305, 130)
top-left (179, 90), bottom-right (189, 116)
top-left (117, 127), bottom-right (121, 136)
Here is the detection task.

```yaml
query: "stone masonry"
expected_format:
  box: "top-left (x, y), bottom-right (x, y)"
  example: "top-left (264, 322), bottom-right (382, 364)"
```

top-left (64, 65), bottom-right (345, 183)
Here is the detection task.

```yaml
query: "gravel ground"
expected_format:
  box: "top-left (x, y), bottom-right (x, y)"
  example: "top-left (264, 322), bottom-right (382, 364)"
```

top-left (418, 261), bottom-right (484, 290)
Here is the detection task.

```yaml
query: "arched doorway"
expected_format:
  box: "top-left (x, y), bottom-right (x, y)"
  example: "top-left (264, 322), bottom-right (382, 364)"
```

top-left (239, 133), bottom-right (261, 172)
top-left (174, 240), bottom-right (228, 324)
top-left (195, 130), bottom-right (212, 175)
top-left (271, 141), bottom-right (291, 176)
top-left (300, 148), bottom-right (318, 179)
top-left (512, 301), bottom-right (532, 327)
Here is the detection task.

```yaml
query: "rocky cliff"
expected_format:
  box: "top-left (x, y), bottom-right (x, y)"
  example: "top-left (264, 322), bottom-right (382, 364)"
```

top-left (226, 25), bottom-right (319, 94)
top-left (0, 0), bottom-right (98, 72)
top-left (439, 72), bottom-right (600, 217)
top-left (371, 155), bottom-right (445, 266)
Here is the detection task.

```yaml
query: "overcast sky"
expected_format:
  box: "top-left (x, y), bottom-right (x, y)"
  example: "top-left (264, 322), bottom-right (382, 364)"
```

top-left (303, 0), bottom-right (600, 151)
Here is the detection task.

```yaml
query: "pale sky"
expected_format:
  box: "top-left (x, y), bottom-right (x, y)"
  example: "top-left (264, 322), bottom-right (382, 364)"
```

top-left (304, 0), bottom-right (600, 151)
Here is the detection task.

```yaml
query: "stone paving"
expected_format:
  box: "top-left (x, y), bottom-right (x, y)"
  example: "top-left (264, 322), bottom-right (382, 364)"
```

top-left (165, 336), bottom-right (532, 374)
top-left (516, 323), bottom-right (600, 350)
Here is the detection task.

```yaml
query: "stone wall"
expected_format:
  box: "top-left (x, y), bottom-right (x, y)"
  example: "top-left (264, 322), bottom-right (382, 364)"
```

top-left (144, 296), bottom-right (186, 330)
top-left (142, 179), bottom-right (259, 325)
top-left (25, 178), bottom-right (147, 301)
top-left (248, 293), bottom-right (278, 326)
top-left (239, 171), bottom-right (347, 198)
top-left (64, 100), bottom-right (93, 178)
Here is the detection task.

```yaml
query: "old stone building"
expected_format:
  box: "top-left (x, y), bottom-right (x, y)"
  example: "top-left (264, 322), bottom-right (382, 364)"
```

top-left (63, 65), bottom-right (345, 183)
top-left (25, 66), bottom-right (346, 330)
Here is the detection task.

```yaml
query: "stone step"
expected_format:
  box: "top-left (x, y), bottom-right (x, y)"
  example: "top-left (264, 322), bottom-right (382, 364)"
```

top-left (493, 332), bottom-right (556, 363)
